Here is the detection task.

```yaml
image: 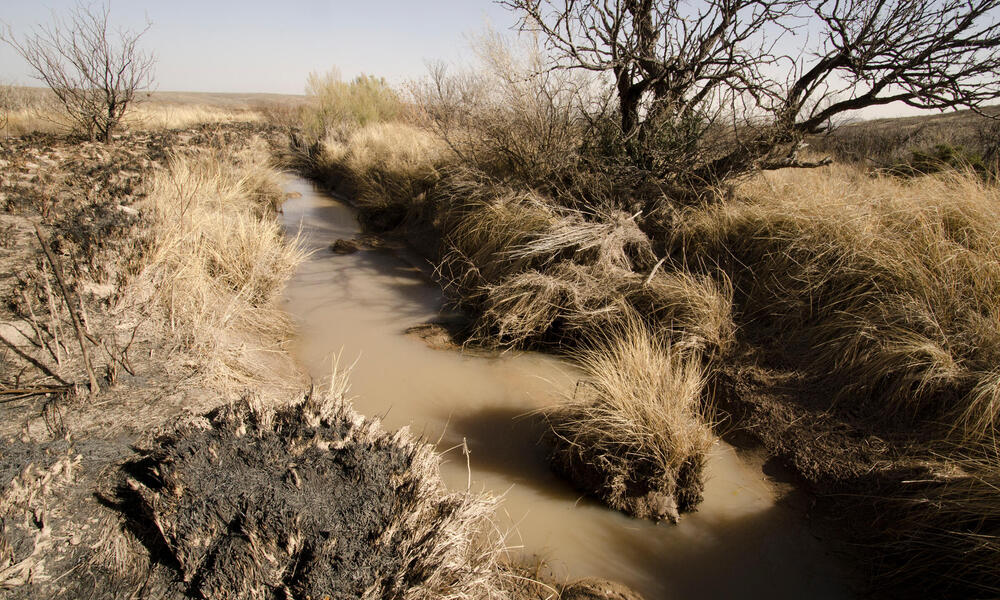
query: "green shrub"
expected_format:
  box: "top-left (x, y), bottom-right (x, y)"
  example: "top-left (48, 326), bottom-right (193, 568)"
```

top-left (906, 144), bottom-right (987, 175)
top-left (302, 69), bottom-right (403, 139)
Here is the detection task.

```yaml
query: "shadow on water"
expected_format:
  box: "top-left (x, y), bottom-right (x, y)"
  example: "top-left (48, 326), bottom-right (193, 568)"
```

top-left (439, 403), bottom-right (850, 599)
top-left (435, 406), bottom-right (583, 503)
top-left (279, 175), bottom-right (856, 600)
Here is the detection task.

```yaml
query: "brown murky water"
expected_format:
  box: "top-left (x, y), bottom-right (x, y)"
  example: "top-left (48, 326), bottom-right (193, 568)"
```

top-left (280, 177), bottom-right (854, 599)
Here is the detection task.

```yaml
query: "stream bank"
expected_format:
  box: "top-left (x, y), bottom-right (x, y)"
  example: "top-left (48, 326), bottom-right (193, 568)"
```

top-left (280, 175), bottom-right (854, 599)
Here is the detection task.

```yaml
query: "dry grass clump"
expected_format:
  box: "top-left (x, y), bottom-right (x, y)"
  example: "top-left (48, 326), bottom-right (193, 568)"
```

top-left (435, 178), bottom-right (561, 301)
top-left (120, 137), bottom-right (304, 389)
top-left (873, 448), bottom-right (1000, 596)
top-left (477, 263), bottom-right (732, 353)
top-left (432, 176), bottom-right (733, 352)
top-left (545, 314), bottom-right (714, 522)
top-left (3, 108), bottom-right (67, 136)
top-left (319, 122), bottom-right (447, 217)
top-left (121, 365), bottom-right (509, 600)
top-left (672, 166), bottom-right (1000, 439)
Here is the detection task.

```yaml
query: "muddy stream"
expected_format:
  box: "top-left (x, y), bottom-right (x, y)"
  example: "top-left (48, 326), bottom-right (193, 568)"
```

top-left (280, 177), bottom-right (853, 599)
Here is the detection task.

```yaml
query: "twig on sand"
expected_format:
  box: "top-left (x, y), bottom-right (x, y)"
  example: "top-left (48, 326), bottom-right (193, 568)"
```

top-left (0, 387), bottom-right (69, 395)
top-left (0, 385), bottom-right (72, 404)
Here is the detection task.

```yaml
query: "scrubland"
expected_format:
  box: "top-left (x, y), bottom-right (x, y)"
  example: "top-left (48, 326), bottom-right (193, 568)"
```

top-left (4, 38), bottom-right (1000, 599)
top-left (0, 114), bottom-right (556, 599)
top-left (0, 86), bottom-right (279, 137)
top-left (291, 50), bottom-right (1000, 596)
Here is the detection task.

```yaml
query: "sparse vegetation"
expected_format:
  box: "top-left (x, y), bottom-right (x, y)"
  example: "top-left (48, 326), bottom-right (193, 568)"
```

top-left (1, 1), bottom-right (155, 142)
top-left (4, 0), bottom-right (1000, 596)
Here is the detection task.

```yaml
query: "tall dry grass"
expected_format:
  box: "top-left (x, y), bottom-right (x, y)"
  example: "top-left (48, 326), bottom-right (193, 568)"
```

top-left (673, 165), bottom-right (1000, 439)
top-left (546, 313), bottom-right (714, 521)
top-left (119, 136), bottom-right (304, 390)
top-left (434, 177), bottom-right (561, 301)
top-left (319, 122), bottom-right (447, 212)
top-left (429, 173), bottom-right (732, 352)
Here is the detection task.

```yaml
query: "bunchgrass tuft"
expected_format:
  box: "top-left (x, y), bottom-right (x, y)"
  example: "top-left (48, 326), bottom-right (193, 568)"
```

top-left (545, 312), bottom-right (714, 522)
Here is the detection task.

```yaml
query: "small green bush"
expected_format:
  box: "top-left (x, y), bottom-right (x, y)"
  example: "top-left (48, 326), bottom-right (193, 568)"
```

top-left (908, 144), bottom-right (986, 174)
top-left (302, 69), bottom-right (403, 139)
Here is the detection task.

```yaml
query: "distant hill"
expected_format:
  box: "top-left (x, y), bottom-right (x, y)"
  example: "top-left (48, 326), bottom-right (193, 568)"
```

top-left (8, 86), bottom-right (308, 109)
top-left (810, 104), bottom-right (1000, 165)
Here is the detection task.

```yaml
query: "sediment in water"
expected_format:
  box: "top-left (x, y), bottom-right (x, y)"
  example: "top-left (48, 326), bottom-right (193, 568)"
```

top-left (292, 141), bottom-right (721, 523)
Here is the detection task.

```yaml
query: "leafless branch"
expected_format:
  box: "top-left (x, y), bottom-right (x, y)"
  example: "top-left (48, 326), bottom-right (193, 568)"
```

top-left (501, 0), bottom-right (1000, 182)
top-left (1, 1), bottom-right (155, 141)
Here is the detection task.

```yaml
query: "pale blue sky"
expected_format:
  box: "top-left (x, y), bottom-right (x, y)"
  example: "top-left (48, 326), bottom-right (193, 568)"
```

top-left (1, 1), bottom-right (512, 94)
top-left (0, 1), bottom-right (951, 119)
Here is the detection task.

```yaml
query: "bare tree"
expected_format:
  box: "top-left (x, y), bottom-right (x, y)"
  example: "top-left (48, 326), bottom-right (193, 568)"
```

top-left (2, 2), bottom-right (155, 142)
top-left (503, 0), bottom-right (1000, 182)
top-left (787, 0), bottom-right (1000, 132)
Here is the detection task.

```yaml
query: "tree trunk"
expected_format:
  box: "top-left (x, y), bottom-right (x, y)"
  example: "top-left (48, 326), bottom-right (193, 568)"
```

top-left (616, 66), bottom-right (642, 138)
